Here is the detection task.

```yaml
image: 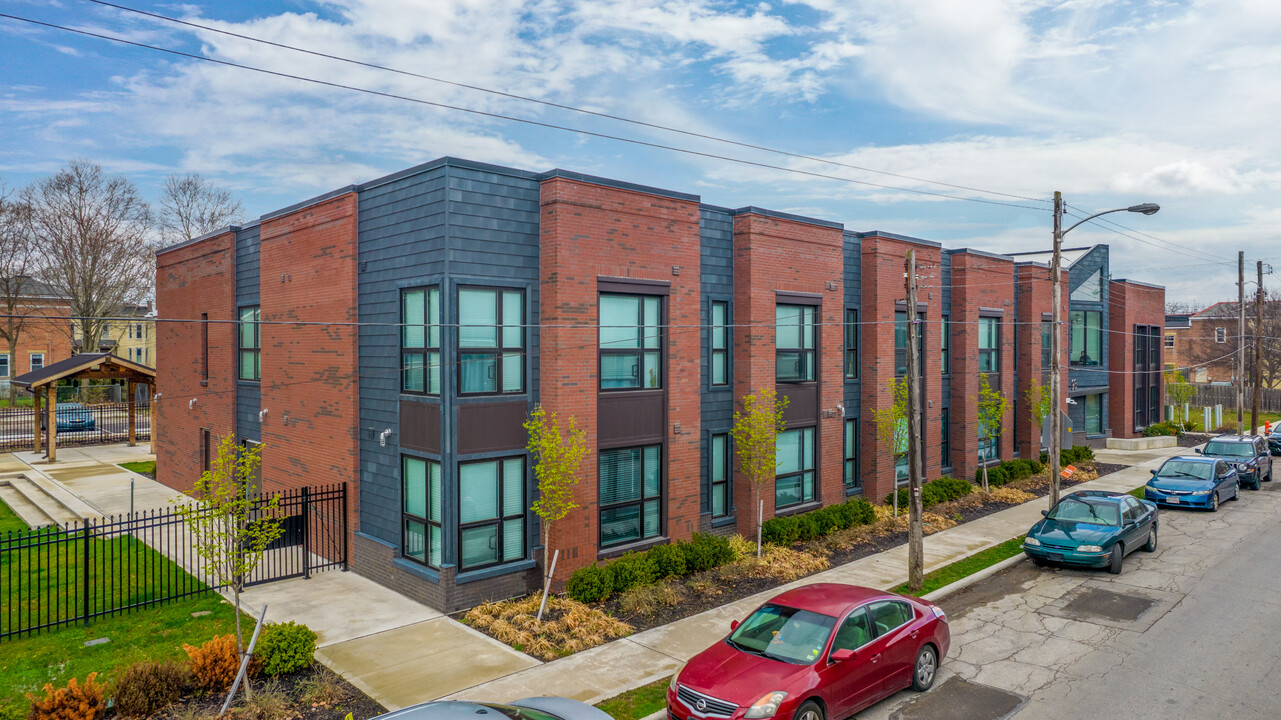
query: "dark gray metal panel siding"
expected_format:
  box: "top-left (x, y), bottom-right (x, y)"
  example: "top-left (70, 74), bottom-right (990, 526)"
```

top-left (940, 253), bottom-right (952, 411)
top-left (235, 225), bottom-right (261, 442)
top-left (701, 207), bottom-right (734, 516)
top-left (1068, 246), bottom-right (1110, 400)
top-left (357, 165), bottom-right (448, 545)
top-left (843, 233), bottom-right (862, 415)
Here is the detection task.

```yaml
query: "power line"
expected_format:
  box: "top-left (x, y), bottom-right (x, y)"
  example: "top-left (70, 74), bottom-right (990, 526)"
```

top-left (85, 0), bottom-right (1051, 206)
top-left (1062, 205), bottom-right (1222, 264)
top-left (0, 12), bottom-right (1049, 213)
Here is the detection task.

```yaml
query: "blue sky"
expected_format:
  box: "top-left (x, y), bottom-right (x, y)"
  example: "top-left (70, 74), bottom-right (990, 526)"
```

top-left (4, 0), bottom-right (1281, 304)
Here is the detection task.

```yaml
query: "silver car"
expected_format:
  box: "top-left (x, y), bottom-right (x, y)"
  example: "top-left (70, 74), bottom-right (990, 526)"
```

top-left (374, 699), bottom-right (614, 720)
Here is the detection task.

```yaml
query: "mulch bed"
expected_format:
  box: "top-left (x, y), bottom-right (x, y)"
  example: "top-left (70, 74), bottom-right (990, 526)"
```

top-left (149, 664), bottom-right (385, 720)
top-left (1179, 432), bottom-right (1213, 448)
top-left (1092, 462), bottom-right (1127, 478)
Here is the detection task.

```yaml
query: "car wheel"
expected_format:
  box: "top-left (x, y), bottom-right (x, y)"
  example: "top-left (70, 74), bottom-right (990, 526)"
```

top-left (1210, 492), bottom-right (1220, 512)
top-left (1108, 544), bottom-right (1124, 574)
top-left (793, 700), bottom-right (824, 720)
top-left (1032, 557), bottom-right (1048, 567)
top-left (911, 645), bottom-right (938, 692)
top-left (1143, 526), bottom-right (1157, 552)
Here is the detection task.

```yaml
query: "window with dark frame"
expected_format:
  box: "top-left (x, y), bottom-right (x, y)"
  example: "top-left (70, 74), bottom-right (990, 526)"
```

top-left (402, 455), bottom-right (442, 568)
top-left (711, 301), bottom-right (729, 387)
top-left (600, 445), bottom-right (663, 547)
top-left (459, 287), bottom-right (524, 395)
top-left (978, 316), bottom-right (999, 373)
top-left (940, 315), bottom-right (949, 375)
top-left (1070, 310), bottom-right (1102, 366)
top-left (402, 287), bottom-right (441, 395)
top-left (458, 457), bottom-right (526, 570)
top-left (977, 422), bottom-right (998, 463)
top-left (1215, 327), bottom-right (1226, 343)
top-left (600, 294), bottom-right (662, 390)
top-left (776, 426), bottom-right (816, 508)
top-left (200, 312), bottom-right (208, 381)
top-left (777, 304), bottom-right (816, 383)
top-left (1041, 320), bottom-right (1052, 369)
top-left (710, 433), bottom-right (730, 517)
top-left (1085, 393), bottom-right (1103, 434)
top-left (1164, 334), bottom-right (1175, 349)
top-left (201, 428), bottom-right (211, 473)
top-left (845, 309), bottom-right (859, 380)
top-left (238, 306), bottom-right (260, 381)
top-left (895, 311), bottom-right (924, 376)
top-left (0, 354), bottom-right (8, 380)
top-left (843, 419), bottom-right (860, 493)
top-left (940, 408), bottom-right (951, 468)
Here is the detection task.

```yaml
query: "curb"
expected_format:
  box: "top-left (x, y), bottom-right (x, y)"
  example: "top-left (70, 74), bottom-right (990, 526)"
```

top-left (920, 551), bottom-right (1028, 603)
top-left (639, 711), bottom-right (666, 720)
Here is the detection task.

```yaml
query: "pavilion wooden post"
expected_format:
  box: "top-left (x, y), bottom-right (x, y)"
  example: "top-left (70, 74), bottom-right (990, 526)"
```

top-left (32, 387), bottom-right (42, 453)
top-left (45, 386), bottom-right (57, 462)
top-left (127, 380), bottom-right (137, 447)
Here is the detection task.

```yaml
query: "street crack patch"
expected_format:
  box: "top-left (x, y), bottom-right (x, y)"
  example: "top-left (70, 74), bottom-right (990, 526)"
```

top-left (1039, 580), bottom-right (1183, 632)
top-left (1062, 587), bottom-right (1154, 622)
top-left (891, 677), bottom-right (1025, 720)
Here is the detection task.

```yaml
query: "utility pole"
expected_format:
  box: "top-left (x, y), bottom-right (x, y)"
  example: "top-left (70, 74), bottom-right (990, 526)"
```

top-left (1049, 192), bottom-right (1064, 508)
top-left (904, 250), bottom-right (924, 591)
top-left (1238, 251), bottom-right (1245, 434)
top-left (1253, 260), bottom-right (1264, 434)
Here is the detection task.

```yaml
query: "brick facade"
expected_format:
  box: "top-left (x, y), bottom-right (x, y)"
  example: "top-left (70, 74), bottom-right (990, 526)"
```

top-left (1013, 264), bottom-right (1071, 458)
top-left (1109, 280), bottom-right (1167, 438)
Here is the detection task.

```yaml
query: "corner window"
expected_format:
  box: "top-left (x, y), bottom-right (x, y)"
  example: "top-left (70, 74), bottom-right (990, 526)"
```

top-left (1070, 311), bottom-right (1101, 366)
top-left (776, 304), bottom-right (815, 382)
top-left (238, 306), bottom-right (260, 381)
top-left (1215, 327), bottom-right (1226, 344)
top-left (402, 456), bottom-right (442, 568)
top-left (844, 309), bottom-right (859, 380)
top-left (459, 287), bottom-right (524, 395)
top-left (402, 287), bottom-right (441, 395)
top-left (711, 301), bottom-right (729, 387)
top-left (1070, 268), bottom-right (1103, 302)
top-left (600, 294), bottom-right (662, 390)
top-left (843, 420), bottom-right (860, 493)
top-left (459, 457), bottom-right (526, 570)
top-left (775, 427), bottom-right (815, 508)
top-left (600, 446), bottom-right (663, 547)
top-left (978, 317), bottom-right (999, 374)
top-left (940, 315), bottom-right (949, 375)
top-left (30, 353), bottom-right (44, 372)
top-left (710, 433), bottom-right (730, 518)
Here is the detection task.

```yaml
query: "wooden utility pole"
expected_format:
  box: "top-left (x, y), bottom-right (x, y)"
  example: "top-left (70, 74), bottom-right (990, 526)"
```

top-left (904, 250), bottom-right (924, 591)
top-left (1238, 251), bottom-right (1245, 434)
top-left (1253, 260), bottom-right (1263, 434)
top-left (1049, 192), bottom-right (1063, 508)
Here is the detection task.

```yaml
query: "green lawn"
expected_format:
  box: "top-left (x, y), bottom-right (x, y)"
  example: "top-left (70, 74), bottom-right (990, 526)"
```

top-left (1128, 486), bottom-right (1146, 499)
top-left (1175, 410), bottom-right (1281, 433)
top-left (894, 536), bottom-right (1027, 597)
top-left (118, 460), bottom-right (156, 476)
top-left (0, 500), bottom-right (27, 536)
top-left (596, 678), bottom-right (669, 720)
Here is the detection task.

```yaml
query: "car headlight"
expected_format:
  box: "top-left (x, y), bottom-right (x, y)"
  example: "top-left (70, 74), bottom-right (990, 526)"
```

top-left (1078, 545), bottom-right (1104, 553)
top-left (1237, 463), bottom-right (1250, 471)
top-left (669, 661), bottom-right (686, 692)
top-left (1024, 537), bottom-right (1041, 547)
top-left (744, 692), bottom-right (788, 719)
top-left (1190, 490), bottom-right (1211, 495)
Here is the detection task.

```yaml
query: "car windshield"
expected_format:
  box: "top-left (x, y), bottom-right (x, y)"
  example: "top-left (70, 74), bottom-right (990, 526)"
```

top-left (1157, 460), bottom-right (1213, 481)
top-left (727, 603), bottom-right (836, 665)
top-left (1046, 498), bottom-right (1120, 526)
top-left (482, 705), bottom-right (563, 720)
top-left (1203, 441), bottom-right (1253, 457)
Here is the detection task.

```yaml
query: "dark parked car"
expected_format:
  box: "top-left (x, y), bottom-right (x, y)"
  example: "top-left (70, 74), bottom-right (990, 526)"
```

top-left (374, 699), bottom-right (612, 720)
top-left (667, 583), bottom-right (950, 720)
top-left (54, 402), bottom-right (95, 432)
top-left (1023, 491), bottom-right (1158, 574)
top-left (1198, 435), bottom-right (1272, 489)
top-left (1145, 455), bottom-right (1241, 510)
top-left (1266, 427), bottom-right (1281, 456)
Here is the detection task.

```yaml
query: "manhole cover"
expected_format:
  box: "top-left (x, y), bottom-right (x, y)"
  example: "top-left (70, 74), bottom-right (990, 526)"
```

top-left (1062, 587), bottom-right (1154, 622)
top-left (892, 677), bottom-right (1024, 720)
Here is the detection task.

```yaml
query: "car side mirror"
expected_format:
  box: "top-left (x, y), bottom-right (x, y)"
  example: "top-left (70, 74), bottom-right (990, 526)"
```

top-left (831, 649), bottom-right (855, 662)
top-left (1195, 448), bottom-right (1202, 454)
top-left (730, 619), bottom-right (740, 631)
top-left (1041, 510), bottom-right (1049, 517)
top-left (1150, 469), bottom-right (1158, 475)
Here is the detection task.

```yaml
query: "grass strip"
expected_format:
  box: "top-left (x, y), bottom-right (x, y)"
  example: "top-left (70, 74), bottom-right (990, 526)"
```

top-left (118, 460), bottom-right (156, 475)
top-left (894, 536), bottom-right (1026, 597)
top-left (0, 500), bottom-right (28, 536)
top-left (595, 678), bottom-right (669, 720)
top-left (1128, 486), bottom-right (1146, 499)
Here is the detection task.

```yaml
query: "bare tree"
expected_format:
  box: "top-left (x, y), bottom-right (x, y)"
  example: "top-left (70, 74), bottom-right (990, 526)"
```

top-left (24, 160), bottom-right (155, 353)
top-left (157, 173), bottom-right (244, 244)
top-left (1165, 300), bottom-right (1201, 315)
top-left (0, 184), bottom-right (34, 403)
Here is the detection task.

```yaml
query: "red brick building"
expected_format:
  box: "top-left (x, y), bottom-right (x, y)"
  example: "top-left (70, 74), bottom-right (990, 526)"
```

top-left (154, 158), bottom-right (1165, 611)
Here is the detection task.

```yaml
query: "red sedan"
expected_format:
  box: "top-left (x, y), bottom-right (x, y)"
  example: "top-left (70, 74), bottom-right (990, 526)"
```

top-left (666, 584), bottom-right (949, 720)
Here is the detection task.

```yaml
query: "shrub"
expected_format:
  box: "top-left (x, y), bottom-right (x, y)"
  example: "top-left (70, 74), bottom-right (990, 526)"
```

top-left (565, 564), bottom-right (612, 604)
top-left (680, 533), bottom-right (735, 571)
top-left (26, 674), bottom-right (106, 720)
top-left (255, 621), bottom-right (318, 677)
top-left (233, 680), bottom-right (291, 720)
top-left (646, 543), bottom-right (687, 579)
top-left (616, 581), bottom-right (685, 617)
top-left (930, 476), bottom-right (974, 503)
top-left (184, 635), bottom-right (256, 692)
top-left (606, 552), bottom-right (658, 594)
top-left (848, 498), bottom-right (876, 525)
top-left (726, 534), bottom-right (757, 559)
top-left (976, 465), bottom-right (1008, 487)
top-left (1142, 421), bottom-right (1180, 437)
top-left (1027, 459), bottom-right (1044, 474)
top-left (112, 662), bottom-right (190, 718)
top-left (1041, 447), bottom-right (1094, 466)
top-left (886, 476), bottom-right (974, 510)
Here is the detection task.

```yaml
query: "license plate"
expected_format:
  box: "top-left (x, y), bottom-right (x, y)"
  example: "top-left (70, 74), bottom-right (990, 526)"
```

top-left (1049, 553), bottom-right (1064, 562)
top-left (1168, 497), bottom-right (1180, 504)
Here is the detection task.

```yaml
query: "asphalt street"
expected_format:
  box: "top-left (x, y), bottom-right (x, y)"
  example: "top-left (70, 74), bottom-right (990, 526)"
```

top-left (860, 477), bottom-right (1281, 720)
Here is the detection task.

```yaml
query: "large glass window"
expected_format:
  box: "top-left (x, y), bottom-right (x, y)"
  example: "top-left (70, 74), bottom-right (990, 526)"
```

top-left (402, 456), bottom-right (442, 568)
top-left (776, 304), bottom-right (816, 382)
top-left (600, 295), bottom-right (662, 390)
top-left (776, 427), bottom-right (816, 508)
top-left (895, 312), bottom-right (924, 376)
top-left (940, 408), bottom-right (951, 469)
top-left (978, 419), bottom-right (998, 463)
top-left (843, 419), bottom-right (859, 493)
top-left (238, 306), bottom-right (260, 381)
top-left (600, 446), bottom-right (662, 547)
top-left (1070, 268), bottom-right (1103, 302)
top-left (940, 315), bottom-right (949, 375)
top-left (978, 316), bottom-right (999, 373)
top-left (711, 301), bottom-right (729, 387)
top-left (1041, 320), bottom-right (1052, 369)
top-left (459, 288), bottom-right (524, 395)
top-left (845, 309), bottom-right (859, 380)
top-left (458, 457), bottom-right (526, 570)
top-left (1070, 310), bottom-right (1102, 366)
top-left (710, 433), bottom-right (730, 517)
top-left (402, 287), bottom-right (441, 394)
top-left (1085, 393), bottom-right (1103, 434)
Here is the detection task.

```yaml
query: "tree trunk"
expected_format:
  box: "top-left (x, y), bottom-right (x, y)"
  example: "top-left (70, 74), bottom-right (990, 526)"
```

top-left (755, 487), bottom-right (762, 558)
top-left (233, 585), bottom-right (244, 653)
top-left (982, 463), bottom-right (990, 493)
top-left (6, 336), bottom-right (15, 406)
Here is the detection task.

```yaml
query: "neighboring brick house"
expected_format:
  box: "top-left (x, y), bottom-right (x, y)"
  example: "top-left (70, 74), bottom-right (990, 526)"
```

top-left (0, 278), bottom-right (75, 389)
top-left (154, 157), bottom-right (1165, 612)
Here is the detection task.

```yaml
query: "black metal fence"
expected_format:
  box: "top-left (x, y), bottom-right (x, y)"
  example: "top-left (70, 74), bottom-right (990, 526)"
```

top-left (0, 483), bottom-right (347, 640)
top-left (0, 401), bottom-right (151, 452)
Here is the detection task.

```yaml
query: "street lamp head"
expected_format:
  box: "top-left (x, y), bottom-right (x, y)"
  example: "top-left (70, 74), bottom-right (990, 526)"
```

top-left (1127, 203), bottom-right (1160, 215)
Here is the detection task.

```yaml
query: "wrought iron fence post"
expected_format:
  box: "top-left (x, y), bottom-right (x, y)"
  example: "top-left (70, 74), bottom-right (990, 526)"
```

top-left (302, 486), bottom-right (311, 579)
top-left (81, 519), bottom-right (91, 626)
top-left (341, 482), bottom-right (349, 571)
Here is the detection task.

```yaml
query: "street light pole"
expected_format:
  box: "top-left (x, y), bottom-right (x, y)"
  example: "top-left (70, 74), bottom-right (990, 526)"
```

top-left (1048, 195), bottom-right (1159, 508)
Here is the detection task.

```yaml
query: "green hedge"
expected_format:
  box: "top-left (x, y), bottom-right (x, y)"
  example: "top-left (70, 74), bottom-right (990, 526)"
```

top-left (1142, 421), bottom-right (1180, 437)
top-left (885, 475), bottom-right (975, 508)
top-left (759, 497), bottom-right (876, 545)
top-left (565, 533), bottom-right (737, 604)
top-left (1038, 445), bottom-right (1094, 467)
top-left (974, 457), bottom-right (1044, 487)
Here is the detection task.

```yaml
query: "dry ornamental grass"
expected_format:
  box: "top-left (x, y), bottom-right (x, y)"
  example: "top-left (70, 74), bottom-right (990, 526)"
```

top-left (720, 544), bottom-right (831, 583)
top-left (462, 593), bottom-right (633, 661)
top-left (616, 580), bottom-right (686, 617)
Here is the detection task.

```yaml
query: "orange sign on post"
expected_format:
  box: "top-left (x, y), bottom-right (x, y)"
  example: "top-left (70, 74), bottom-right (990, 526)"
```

top-left (1060, 464), bottom-right (1076, 479)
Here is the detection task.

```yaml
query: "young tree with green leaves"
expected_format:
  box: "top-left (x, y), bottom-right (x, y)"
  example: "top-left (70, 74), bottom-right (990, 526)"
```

top-left (1025, 378), bottom-right (1053, 449)
top-left (174, 435), bottom-right (282, 655)
top-left (977, 373), bottom-right (1008, 492)
top-left (730, 388), bottom-right (788, 557)
top-left (524, 405), bottom-right (589, 621)
top-left (1165, 368), bottom-right (1195, 429)
top-left (872, 377), bottom-right (908, 516)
